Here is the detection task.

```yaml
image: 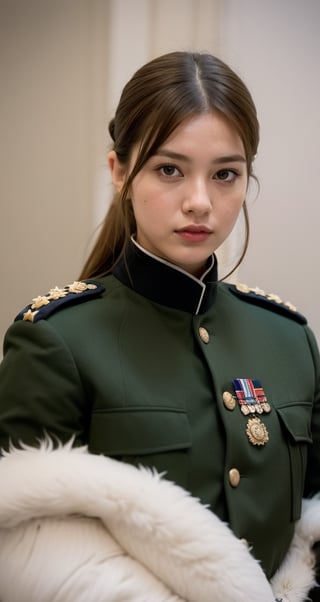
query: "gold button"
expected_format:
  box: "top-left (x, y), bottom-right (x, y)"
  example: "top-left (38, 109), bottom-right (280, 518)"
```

top-left (222, 391), bottom-right (236, 410)
top-left (229, 468), bottom-right (240, 488)
top-left (199, 327), bottom-right (209, 344)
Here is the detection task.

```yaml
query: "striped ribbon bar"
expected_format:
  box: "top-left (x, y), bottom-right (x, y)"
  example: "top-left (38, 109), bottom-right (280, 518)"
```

top-left (232, 378), bottom-right (269, 415)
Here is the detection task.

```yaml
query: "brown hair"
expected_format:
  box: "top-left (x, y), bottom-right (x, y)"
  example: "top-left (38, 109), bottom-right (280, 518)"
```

top-left (80, 51), bottom-right (259, 280)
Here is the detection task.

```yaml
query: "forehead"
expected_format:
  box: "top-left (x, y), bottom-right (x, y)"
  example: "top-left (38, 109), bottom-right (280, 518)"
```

top-left (156, 112), bottom-right (245, 156)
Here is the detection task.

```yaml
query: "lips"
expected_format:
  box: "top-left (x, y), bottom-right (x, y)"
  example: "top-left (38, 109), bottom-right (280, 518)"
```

top-left (176, 225), bottom-right (212, 234)
top-left (176, 225), bottom-right (212, 242)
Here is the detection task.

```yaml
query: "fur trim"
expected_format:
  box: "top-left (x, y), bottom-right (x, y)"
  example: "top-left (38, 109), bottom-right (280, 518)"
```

top-left (0, 517), bottom-right (183, 602)
top-left (0, 440), bottom-right (318, 602)
top-left (270, 496), bottom-right (319, 601)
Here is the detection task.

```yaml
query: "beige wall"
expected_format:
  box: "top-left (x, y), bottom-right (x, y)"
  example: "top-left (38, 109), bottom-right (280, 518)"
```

top-left (219, 0), bottom-right (320, 341)
top-left (1, 0), bottom-right (320, 354)
top-left (0, 0), bottom-right (110, 348)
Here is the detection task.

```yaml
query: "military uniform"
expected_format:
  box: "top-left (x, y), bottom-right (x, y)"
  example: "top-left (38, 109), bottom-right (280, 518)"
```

top-left (0, 239), bottom-right (320, 583)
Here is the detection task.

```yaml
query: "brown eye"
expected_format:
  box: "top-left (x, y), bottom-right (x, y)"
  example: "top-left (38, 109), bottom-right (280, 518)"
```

top-left (215, 169), bottom-right (237, 182)
top-left (159, 164), bottom-right (181, 177)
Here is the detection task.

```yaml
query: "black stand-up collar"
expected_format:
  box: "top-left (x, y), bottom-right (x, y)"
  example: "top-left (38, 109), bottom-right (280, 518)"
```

top-left (112, 239), bottom-right (218, 315)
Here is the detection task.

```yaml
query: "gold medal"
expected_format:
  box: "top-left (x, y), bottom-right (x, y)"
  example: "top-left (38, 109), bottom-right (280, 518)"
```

top-left (261, 402), bottom-right (271, 413)
top-left (246, 417), bottom-right (269, 446)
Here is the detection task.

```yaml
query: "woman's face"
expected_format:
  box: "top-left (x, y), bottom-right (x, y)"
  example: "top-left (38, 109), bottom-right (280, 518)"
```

top-left (110, 112), bottom-right (248, 277)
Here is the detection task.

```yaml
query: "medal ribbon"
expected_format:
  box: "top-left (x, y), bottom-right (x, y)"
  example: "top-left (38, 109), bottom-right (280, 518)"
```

top-left (232, 378), bottom-right (270, 446)
top-left (232, 378), bottom-right (266, 406)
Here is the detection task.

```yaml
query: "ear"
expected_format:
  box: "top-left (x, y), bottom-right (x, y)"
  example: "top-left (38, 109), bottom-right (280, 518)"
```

top-left (108, 151), bottom-right (127, 192)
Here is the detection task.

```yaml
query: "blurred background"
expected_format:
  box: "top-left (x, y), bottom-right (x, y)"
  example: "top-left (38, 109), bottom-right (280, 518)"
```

top-left (1, 0), bottom-right (320, 352)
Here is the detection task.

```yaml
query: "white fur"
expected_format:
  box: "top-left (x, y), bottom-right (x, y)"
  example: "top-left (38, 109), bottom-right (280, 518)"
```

top-left (0, 517), bottom-right (183, 602)
top-left (0, 440), bottom-right (318, 602)
top-left (270, 496), bottom-right (320, 601)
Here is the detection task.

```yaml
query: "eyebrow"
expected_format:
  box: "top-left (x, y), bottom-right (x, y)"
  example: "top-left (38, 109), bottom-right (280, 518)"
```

top-left (154, 149), bottom-right (246, 164)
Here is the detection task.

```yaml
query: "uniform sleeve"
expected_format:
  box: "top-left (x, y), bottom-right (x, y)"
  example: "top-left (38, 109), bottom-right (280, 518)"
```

top-left (0, 319), bottom-right (87, 452)
top-left (304, 325), bottom-right (320, 497)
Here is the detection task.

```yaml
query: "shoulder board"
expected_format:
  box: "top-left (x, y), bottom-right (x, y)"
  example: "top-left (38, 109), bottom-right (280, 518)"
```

top-left (228, 283), bottom-right (307, 325)
top-left (15, 280), bottom-right (105, 323)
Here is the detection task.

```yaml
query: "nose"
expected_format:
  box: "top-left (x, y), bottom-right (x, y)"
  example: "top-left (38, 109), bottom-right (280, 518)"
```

top-left (182, 178), bottom-right (212, 215)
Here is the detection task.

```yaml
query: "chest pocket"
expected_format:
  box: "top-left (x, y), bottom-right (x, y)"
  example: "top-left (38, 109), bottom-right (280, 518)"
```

top-left (88, 408), bottom-right (192, 488)
top-left (277, 403), bottom-right (312, 521)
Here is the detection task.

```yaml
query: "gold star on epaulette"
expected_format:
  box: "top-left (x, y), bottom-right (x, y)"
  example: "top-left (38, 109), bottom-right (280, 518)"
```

top-left (23, 309), bottom-right (39, 322)
top-left (48, 286), bottom-right (67, 300)
top-left (283, 301), bottom-right (297, 312)
top-left (68, 281), bottom-right (97, 294)
top-left (235, 283), bottom-right (250, 293)
top-left (250, 286), bottom-right (266, 296)
top-left (266, 293), bottom-right (282, 304)
top-left (31, 295), bottom-right (50, 309)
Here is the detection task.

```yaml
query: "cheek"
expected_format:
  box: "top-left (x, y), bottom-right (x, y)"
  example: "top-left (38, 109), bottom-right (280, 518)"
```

top-left (223, 197), bottom-right (244, 219)
top-left (132, 189), bottom-right (163, 215)
top-left (131, 181), bottom-right (150, 210)
top-left (219, 202), bottom-right (244, 235)
top-left (131, 196), bottom-right (157, 228)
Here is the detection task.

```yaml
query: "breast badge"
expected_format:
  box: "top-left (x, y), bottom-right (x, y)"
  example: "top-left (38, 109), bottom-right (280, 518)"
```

top-left (246, 417), bottom-right (269, 446)
top-left (232, 378), bottom-right (270, 446)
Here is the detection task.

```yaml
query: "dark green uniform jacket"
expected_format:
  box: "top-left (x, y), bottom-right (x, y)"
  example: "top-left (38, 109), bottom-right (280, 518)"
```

top-left (1, 240), bottom-right (320, 580)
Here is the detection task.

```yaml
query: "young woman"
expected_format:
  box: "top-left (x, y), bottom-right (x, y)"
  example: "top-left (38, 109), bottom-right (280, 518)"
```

top-left (0, 51), bottom-right (319, 602)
